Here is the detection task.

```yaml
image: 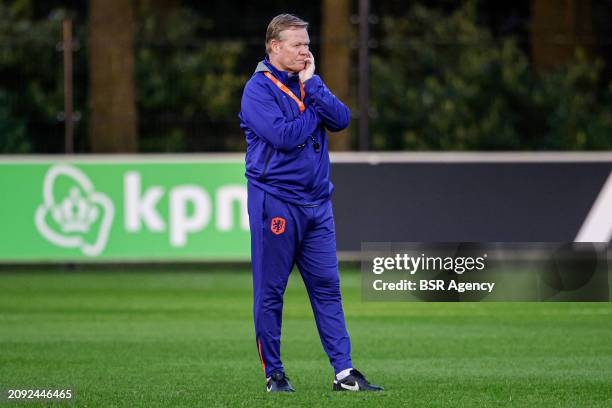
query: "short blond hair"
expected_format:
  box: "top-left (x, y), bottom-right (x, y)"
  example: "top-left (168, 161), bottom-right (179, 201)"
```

top-left (265, 14), bottom-right (309, 54)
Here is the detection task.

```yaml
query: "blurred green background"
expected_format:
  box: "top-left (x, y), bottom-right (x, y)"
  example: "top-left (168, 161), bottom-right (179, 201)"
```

top-left (3, 0), bottom-right (612, 153)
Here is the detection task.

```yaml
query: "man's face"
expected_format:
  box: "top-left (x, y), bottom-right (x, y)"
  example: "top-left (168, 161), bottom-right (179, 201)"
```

top-left (271, 28), bottom-right (310, 73)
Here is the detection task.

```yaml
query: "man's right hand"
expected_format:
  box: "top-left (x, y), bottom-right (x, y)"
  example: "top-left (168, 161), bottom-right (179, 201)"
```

top-left (299, 51), bottom-right (316, 83)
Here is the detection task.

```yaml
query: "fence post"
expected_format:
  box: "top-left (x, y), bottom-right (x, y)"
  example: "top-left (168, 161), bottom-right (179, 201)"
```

top-left (358, 0), bottom-right (370, 151)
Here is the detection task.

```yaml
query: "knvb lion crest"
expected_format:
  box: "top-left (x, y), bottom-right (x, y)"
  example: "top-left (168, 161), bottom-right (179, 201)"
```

top-left (270, 217), bottom-right (286, 235)
top-left (35, 164), bottom-right (114, 257)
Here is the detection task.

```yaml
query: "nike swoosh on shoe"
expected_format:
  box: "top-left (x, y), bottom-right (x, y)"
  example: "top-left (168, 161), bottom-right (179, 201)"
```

top-left (340, 382), bottom-right (359, 391)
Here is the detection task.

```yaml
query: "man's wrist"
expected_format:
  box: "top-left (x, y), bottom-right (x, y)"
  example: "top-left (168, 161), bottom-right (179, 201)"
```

top-left (303, 75), bottom-right (321, 92)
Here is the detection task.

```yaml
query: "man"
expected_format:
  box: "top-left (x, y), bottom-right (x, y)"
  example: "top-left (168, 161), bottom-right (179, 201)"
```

top-left (239, 14), bottom-right (383, 393)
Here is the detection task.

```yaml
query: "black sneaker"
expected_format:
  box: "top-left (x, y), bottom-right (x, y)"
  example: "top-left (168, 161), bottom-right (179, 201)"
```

top-left (266, 371), bottom-right (295, 392)
top-left (333, 369), bottom-right (384, 392)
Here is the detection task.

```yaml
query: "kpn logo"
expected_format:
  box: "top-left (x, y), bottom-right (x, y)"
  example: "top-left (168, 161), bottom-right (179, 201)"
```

top-left (34, 163), bottom-right (249, 258)
top-left (35, 164), bottom-right (114, 257)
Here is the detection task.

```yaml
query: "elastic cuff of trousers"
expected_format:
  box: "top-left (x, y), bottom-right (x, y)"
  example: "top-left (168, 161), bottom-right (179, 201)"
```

top-left (265, 365), bottom-right (284, 378)
top-left (332, 360), bottom-right (353, 375)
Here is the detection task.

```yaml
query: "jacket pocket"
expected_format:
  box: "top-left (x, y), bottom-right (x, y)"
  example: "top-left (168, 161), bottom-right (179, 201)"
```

top-left (258, 149), bottom-right (274, 182)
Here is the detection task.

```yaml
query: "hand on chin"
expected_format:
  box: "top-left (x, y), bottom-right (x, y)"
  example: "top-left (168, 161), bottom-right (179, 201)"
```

top-left (293, 61), bottom-right (306, 72)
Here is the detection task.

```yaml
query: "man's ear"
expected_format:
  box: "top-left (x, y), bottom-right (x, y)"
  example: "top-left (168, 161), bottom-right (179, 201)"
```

top-left (270, 39), bottom-right (280, 54)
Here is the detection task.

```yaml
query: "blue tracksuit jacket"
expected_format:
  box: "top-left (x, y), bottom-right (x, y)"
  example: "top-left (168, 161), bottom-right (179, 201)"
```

top-left (239, 57), bottom-right (350, 206)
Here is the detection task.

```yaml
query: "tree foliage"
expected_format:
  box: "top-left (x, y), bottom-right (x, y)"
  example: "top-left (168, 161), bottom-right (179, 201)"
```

top-left (370, 1), bottom-right (612, 150)
top-left (0, 2), bottom-right (69, 153)
top-left (2, 1), bottom-right (612, 153)
top-left (135, 6), bottom-right (247, 151)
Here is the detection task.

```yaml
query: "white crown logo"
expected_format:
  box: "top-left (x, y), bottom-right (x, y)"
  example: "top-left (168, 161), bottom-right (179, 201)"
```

top-left (35, 164), bottom-right (114, 257)
top-left (51, 187), bottom-right (100, 233)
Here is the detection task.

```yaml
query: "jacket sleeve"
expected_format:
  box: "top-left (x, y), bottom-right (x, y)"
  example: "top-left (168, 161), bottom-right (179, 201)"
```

top-left (241, 79), bottom-right (321, 151)
top-left (304, 75), bottom-right (351, 132)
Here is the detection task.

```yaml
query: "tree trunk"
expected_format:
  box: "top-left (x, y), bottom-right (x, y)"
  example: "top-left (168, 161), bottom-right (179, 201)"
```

top-left (89, 0), bottom-right (138, 152)
top-left (531, 0), bottom-right (593, 72)
top-left (321, 0), bottom-right (352, 151)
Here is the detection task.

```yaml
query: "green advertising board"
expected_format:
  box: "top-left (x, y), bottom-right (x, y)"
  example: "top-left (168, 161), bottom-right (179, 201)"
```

top-left (0, 155), bottom-right (250, 262)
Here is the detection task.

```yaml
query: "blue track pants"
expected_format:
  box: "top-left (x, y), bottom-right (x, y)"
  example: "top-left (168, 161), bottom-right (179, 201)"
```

top-left (247, 182), bottom-right (352, 377)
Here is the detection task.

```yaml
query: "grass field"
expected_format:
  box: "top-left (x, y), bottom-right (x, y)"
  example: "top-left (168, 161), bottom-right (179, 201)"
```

top-left (0, 269), bottom-right (611, 407)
